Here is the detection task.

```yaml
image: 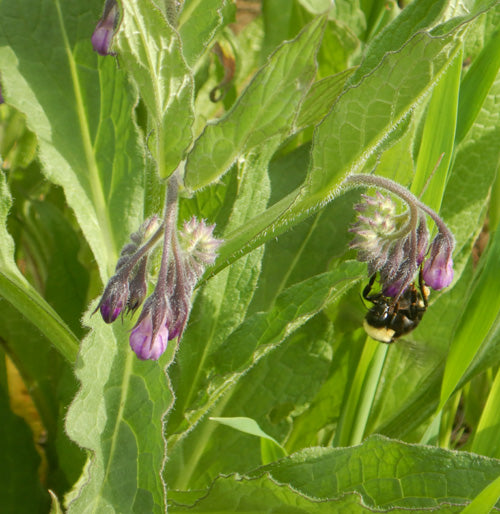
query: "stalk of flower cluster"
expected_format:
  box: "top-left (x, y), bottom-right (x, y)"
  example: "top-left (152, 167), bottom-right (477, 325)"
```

top-left (128, 175), bottom-right (179, 360)
top-left (157, 175), bottom-right (179, 289)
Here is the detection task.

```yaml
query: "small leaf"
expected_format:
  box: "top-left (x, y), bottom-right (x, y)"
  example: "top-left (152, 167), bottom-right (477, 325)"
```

top-left (210, 416), bottom-right (287, 463)
top-left (178, 0), bottom-right (235, 67)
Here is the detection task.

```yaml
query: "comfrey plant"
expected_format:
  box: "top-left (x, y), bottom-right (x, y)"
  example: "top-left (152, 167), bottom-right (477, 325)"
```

top-left (96, 174), bottom-right (221, 360)
top-left (345, 173), bottom-right (455, 299)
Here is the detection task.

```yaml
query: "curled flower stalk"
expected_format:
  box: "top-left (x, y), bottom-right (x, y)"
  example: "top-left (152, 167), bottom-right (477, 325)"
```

top-left (344, 173), bottom-right (455, 299)
top-left (96, 172), bottom-right (222, 361)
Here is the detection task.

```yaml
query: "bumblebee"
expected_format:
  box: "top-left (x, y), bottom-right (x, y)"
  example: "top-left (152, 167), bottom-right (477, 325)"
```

top-left (362, 271), bottom-right (429, 343)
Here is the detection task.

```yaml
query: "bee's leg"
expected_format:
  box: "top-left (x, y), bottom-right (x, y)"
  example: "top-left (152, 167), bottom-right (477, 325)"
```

top-left (363, 274), bottom-right (378, 301)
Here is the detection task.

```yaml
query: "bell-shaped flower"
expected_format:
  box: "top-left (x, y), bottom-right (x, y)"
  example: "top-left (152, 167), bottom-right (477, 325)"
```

top-left (423, 233), bottom-right (454, 290)
top-left (129, 294), bottom-right (170, 361)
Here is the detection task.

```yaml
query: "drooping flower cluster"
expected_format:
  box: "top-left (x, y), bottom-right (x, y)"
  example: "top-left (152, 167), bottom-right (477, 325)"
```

top-left (346, 174), bottom-right (455, 298)
top-left (96, 177), bottom-right (222, 361)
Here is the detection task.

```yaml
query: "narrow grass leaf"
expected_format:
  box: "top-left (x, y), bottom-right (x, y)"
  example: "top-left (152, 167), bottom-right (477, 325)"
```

top-left (455, 27), bottom-right (500, 143)
top-left (0, 172), bottom-right (79, 363)
top-left (411, 45), bottom-right (462, 212)
top-left (440, 219), bottom-right (500, 410)
top-left (184, 15), bottom-right (326, 190)
top-left (461, 474), bottom-right (500, 514)
top-left (472, 367), bottom-right (500, 458)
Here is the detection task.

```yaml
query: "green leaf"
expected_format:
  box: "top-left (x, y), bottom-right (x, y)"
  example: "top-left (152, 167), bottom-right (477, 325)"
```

top-left (167, 262), bottom-right (365, 489)
top-left (116, 0), bottom-right (194, 179)
top-left (170, 436), bottom-right (500, 512)
top-left (349, 0), bottom-right (448, 83)
top-left (208, 8), bottom-right (490, 280)
top-left (0, 362), bottom-right (49, 513)
top-left (411, 44), bottom-right (462, 213)
top-left (65, 314), bottom-right (175, 513)
top-left (440, 219), bottom-right (500, 410)
top-left (178, 0), bottom-right (235, 67)
top-left (472, 367), bottom-right (500, 458)
top-left (0, 0), bottom-right (145, 278)
top-left (210, 416), bottom-right (287, 464)
top-left (184, 15), bottom-right (326, 190)
top-left (461, 474), bottom-right (500, 514)
top-left (306, 25), bottom-right (463, 201)
top-left (0, 171), bottom-right (79, 364)
top-left (294, 68), bottom-right (355, 131)
top-left (168, 142), bottom-right (274, 435)
top-left (455, 26), bottom-right (500, 143)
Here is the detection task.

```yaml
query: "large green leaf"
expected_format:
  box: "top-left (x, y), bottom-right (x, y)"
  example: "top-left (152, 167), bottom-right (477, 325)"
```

top-left (65, 315), bottom-right (174, 513)
top-left (167, 261), bottom-right (365, 489)
top-left (170, 436), bottom-right (500, 512)
top-left (0, 0), bottom-right (145, 278)
top-left (167, 141), bottom-right (275, 436)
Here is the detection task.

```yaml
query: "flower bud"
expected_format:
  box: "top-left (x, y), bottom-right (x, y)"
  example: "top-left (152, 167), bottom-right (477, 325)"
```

top-left (91, 0), bottom-right (119, 56)
top-left (95, 273), bottom-right (129, 323)
top-left (180, 217), bottom-right (222, 274)
top-left (423, 233), bottom-right (454, 290)
top-left (127, 257), bottom-right (148, 313)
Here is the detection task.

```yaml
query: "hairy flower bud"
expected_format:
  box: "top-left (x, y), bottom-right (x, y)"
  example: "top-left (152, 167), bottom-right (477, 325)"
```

top-left (91, 0), bottom-right (119, 56)
top-left (127, 257), bottom-right (148, 313)
top-left (95, 273), bottom-right (129, 323)
top-left (423, 233), bottom-right (454, 290)
top-left (180, 217), bottom-right (222, 275)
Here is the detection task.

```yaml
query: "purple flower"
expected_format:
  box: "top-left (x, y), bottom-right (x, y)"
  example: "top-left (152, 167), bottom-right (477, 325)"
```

top-left (95, 273), bottom-right (129, 323)
top-left (129, 294), bottom-right (171, 360)
top-left (423, 234), bottom-right (454, 290)
top-left (91, 1), bottom-right (118, 56)
top-left (129, 313), bottom-right (169, 361)
top-left (0, 85), bottom-right (4, 104)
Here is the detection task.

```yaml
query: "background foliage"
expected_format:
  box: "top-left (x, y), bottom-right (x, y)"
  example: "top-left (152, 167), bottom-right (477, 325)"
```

top-left (1, 0), bottom-right (500, 512)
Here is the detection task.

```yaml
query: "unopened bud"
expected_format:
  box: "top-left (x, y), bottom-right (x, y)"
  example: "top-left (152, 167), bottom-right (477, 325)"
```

top-left (91, 0), bottom-right (119, 56)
